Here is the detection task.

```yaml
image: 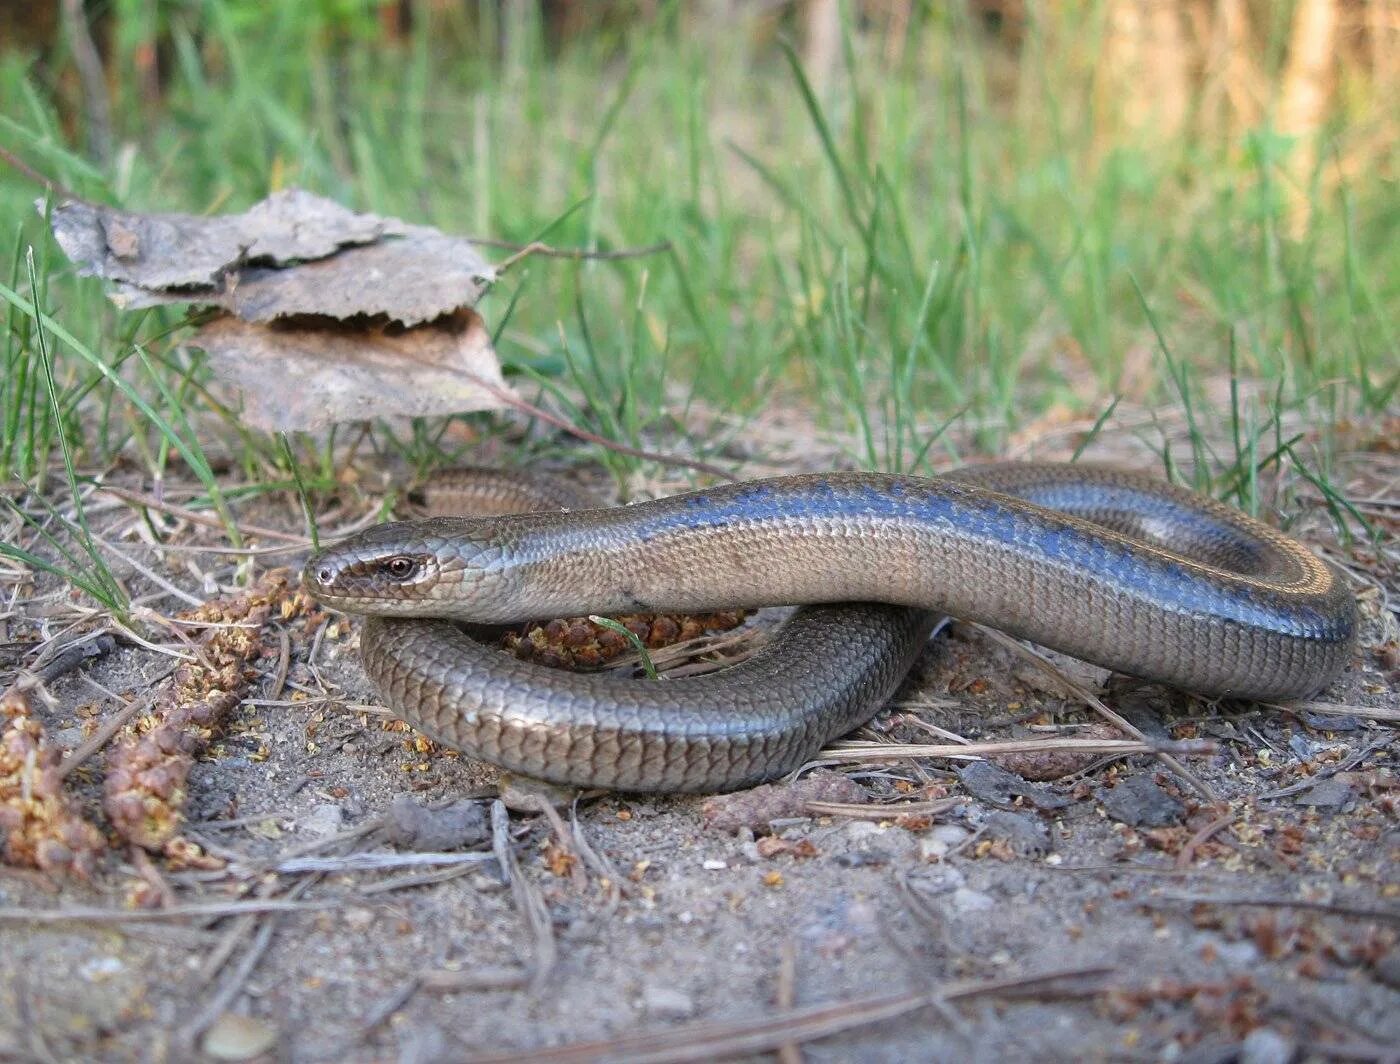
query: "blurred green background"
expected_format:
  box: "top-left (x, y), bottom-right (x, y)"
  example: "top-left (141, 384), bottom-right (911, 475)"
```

top-left (2, 1), bottom-right (1396, 490)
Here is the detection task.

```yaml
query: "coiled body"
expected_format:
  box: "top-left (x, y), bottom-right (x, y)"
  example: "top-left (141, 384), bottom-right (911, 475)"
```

top-left (306, 465), bottom-right (1356, 792)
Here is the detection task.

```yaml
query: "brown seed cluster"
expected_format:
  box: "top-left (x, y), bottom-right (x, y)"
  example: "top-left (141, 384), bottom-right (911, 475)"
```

top-left (104, 570), bottom-right (304, 856)
top-left (0, 685), bottom-right (106, 878)
top-left (502, 610), bottom-right (746, 669)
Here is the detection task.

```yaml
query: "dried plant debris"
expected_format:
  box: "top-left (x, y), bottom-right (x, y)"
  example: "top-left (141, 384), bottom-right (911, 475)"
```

top-left (381, 795), bottom-right (489, 852)
top-left (503, 610), bottom-right (748, 669)
top-left (1097, 773), bottom-right (1187, 828)
top-left (220, 224), bottom-right (491, 324)
top-left (958, 760), bottom-right (1072, 812)
top-left (104, 571), bottom-right (305, 857)
top-left (0, 684), bottom-right (105, 879)
top-left (45, 189), bottom-right (490, 322)
top-left (43, 189), bottom-right (515, 432)
top-left (701, 769), bottom-right (868, 834)
top-left (49, 189), bottom-right (408, 302)
top-left (991, 723), bottom-right (1124, 781)
top-left (978, 809), bottom-right (1053, 857)
top-left (194, 309), bottom-right (510, 432)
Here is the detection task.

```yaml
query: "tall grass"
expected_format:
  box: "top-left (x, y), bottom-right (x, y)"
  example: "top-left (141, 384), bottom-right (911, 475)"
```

top-left (0, 2), bottom-right (1395, 536)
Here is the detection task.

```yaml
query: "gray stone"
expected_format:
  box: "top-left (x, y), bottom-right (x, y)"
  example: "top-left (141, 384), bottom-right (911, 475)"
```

top-left (642, 985), bottom-right (695, 1019)
top-left (950, 887), bottom-right (996, 913)
top-left (919, 824), bottom-right (970, 861)
top-left (1098, 775), bottom-right (1185, 827)
top-left (1240, 1027), bottom-right (1294, 1064)
top-left (297, 804), bottom-right (343, 838)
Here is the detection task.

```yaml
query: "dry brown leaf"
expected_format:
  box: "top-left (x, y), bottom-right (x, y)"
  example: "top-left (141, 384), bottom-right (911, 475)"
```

top-left (47, 189), bottom-right (513, 431)
top-left (192, 308), bottom-right (515, 432)
top-left (46, 189), bottom-right (392, 292)
top-left (222, 224), bottom-right (491, 325)
top-left (44, 190), bottom-right (492, 325)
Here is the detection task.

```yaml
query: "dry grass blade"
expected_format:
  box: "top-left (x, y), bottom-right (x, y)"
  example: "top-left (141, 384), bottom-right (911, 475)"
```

top-left (99, 485), bottom-right (311, 544)
top-left (179, 876), bottom-right (319, 1049)
top-left (1148, 895), bottom-right (1400, 924)
top-left (460, 966), bottom-right (1115, 1064)
top-left (419, 965), bottom-right (530, 991)
top-left (0, 899), bottom-right (334, 923)
top-left (813, 736), bottom-right (1213, 763)
top-left (776, 939), bottom-right (801, 1064)
top-left (265, 852), bottom-right (497, 875)
top-left (1279, 701), bottom-right (1400, 723)
top-left (804, 798), bottom-right (959, 820)
top-left (492, 800), bottom-right (556, 990)
top-left (56, 680), bottom-right (170, 782)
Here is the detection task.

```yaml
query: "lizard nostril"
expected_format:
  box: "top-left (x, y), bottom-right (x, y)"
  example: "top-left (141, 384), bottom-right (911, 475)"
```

top-left (317, 566), bottom-right (334, 585)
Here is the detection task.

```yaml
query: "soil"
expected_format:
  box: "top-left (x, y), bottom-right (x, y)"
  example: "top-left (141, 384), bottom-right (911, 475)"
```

top-left (1, 414), bottom-right (1396, 1064)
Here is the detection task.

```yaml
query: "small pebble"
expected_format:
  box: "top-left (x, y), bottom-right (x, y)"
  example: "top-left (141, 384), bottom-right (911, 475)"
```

top-left (981, 810), bottom-right (1052, 857)
top-left (829, 820), bottom-right (918, 861)
top-left (382, 795), bottom-right (488, 850)
top-left (919, 824), bottom-right (969, 861)
top-left (1294, 777), bottom-right (1356, 811)
top-left (202, 1013), bottom-right (278, 1061)
top-left (950, 887), bottom-right (996, 913)
top-left (297, 804), bottom-right (343, 838)
top-left (79, 956), bottom-right (124, 981)
top-left (50, 726), bottom-right (86, 751)
top-left (1240, 1027), bottom-right (1294, 1064)
top-left (642, 985), bottom-right (695, 1020)
top-left (1373, 945), bottom-right (1400, 989)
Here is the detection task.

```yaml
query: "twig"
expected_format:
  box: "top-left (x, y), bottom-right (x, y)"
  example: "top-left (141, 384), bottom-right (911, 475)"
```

top-left (1297, 1037), bottom-right (1400, 1064)
top-left (481, 238), bottom-right (672, 271)
top-left (0, 145), bottom-right (84, 203)
top-left (179, 914), bottom-right (278, 1045)
top-left (1257, 737), bottom-right (1391, 800)
top-left (1274, 700), bottom-right (1400, 724)
top-left (1174, 812), bottom-right (1235, 870)
top-left (233, 815), bottom-right (387, 871)
top-left (347, 978), bottom-right (422, 1048)
top-left (196, 911), bottom-right (259, 987)
top-left (493, 799), bottom-right (557, 990)
top-left (0, 899), bottom-right (334, 924)
top-left (1147, 895), bottom-right (1400, 924)
top-left (265, 628), bottom-right (291, 701)
top-left (812, 736), bottom-right (1214, 763)
top-left (570, 803), bottom-right (628, 904)
top-left (99, 485), bottom-right (311, 544)
top-left (357, 863), bottom-right (480, 896)
top-left (128, 845), bottom-right (177, 908)
top-left (179, 873), bottom-right (319, 1047)
top-left (531, 799), bottom-right (588, 891)
top-left (460, 369), bottom-right (735, 482)
top-left (803, 798), bottom-right (959, 820)
top-left (261, 851), bottom-right (497, 875)
top-left (970, 624), bottom-right (1216, 800)
top-left (776, 940), bottom-right (802, 1064)
top-left (15, 979), bottom-right (63, 1064)
top-left (458, 965), bottom-right (1114, 1064)
top-left (420, 965), bottom-right (530, 992)
top-left (57, 680), bottom-right (171, 781)
top-left (91, 534), bottom-right (205, 607)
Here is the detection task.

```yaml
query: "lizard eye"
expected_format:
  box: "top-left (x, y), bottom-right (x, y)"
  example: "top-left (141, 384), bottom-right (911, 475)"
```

top-left (382, 556), bottom-right (418, 581)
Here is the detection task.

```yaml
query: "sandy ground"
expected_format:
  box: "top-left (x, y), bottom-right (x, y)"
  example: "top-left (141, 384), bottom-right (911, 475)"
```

top-left (1, 414), bottom-right (1397, 1064)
